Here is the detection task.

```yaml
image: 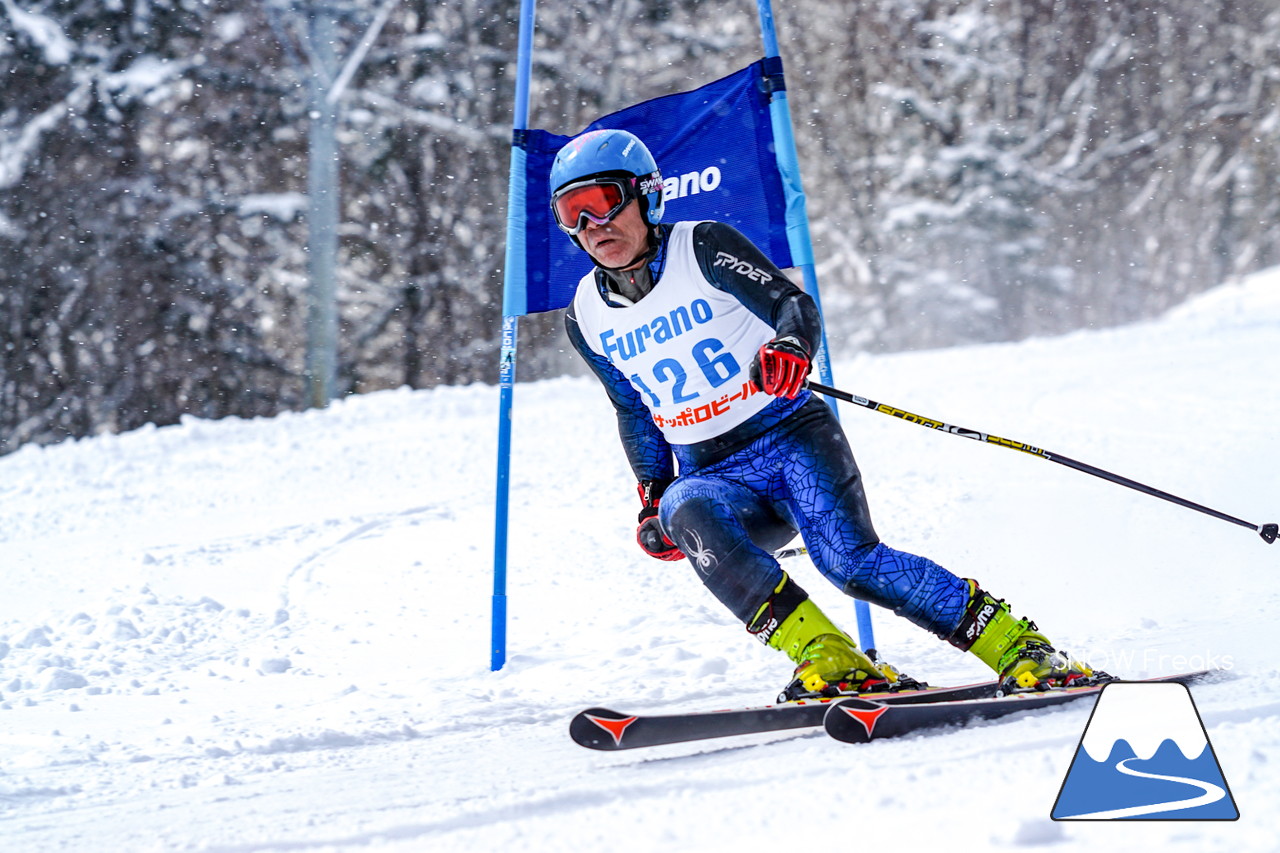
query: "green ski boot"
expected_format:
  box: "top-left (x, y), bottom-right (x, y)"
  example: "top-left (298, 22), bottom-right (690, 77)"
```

top-left (947, 580), bottom-right (1100, 692)
top-left (791, 627), bottom-right (886, 694)
top-left (748, 574), bottom-right (887, 697)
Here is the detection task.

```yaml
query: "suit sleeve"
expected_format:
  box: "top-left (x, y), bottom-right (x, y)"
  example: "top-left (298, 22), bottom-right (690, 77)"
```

top-left (692, 221), bottom-right (822, 352)
top-left (565, 301), bottom-right (676, 486)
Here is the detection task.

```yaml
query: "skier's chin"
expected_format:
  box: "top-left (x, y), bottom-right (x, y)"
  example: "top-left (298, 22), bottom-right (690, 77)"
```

top-left (590, 243), bottom-right (632, 269)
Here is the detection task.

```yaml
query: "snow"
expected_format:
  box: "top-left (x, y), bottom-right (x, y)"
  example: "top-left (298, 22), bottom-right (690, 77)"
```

top-left (237, 193), bottom-right (309, 223)
top-left (1, 0), bottom-right (74, 66)
top-left (102, 56), bottom-right (186, 106)
top-left (2, 269), bottom-right (1279, 851)
top-left (0, 97), bottom-right (76, 192)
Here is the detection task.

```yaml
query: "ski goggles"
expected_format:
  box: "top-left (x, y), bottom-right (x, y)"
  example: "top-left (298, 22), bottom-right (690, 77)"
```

top-left (551, 172), bottom-right (658, 236)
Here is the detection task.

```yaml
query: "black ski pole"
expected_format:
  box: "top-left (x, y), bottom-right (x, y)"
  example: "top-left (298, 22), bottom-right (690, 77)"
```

top-left (809, 381), bottom-right (1277, 545)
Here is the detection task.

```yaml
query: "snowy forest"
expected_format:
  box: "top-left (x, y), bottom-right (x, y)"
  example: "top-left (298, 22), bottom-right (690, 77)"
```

top-left (3, 0), bottom-right (1278, 455)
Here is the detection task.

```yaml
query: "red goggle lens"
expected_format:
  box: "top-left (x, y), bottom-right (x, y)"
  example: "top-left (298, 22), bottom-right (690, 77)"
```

top-left (552, 180), bottom-right (629, 234)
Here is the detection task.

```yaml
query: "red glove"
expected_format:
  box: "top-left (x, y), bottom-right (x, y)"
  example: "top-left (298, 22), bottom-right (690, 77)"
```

top-left (636, 481), bottom-right (683, 561)
top-left (750, 335), bottom-right (812, 398)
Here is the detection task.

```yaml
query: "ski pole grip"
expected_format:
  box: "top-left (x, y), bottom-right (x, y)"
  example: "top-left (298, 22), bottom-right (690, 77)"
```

top-left (1261, 523), bottom-right (1278, 544)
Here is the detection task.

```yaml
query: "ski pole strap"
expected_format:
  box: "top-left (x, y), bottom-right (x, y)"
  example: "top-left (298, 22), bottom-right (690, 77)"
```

top-left (807, 382), bottom-right (1277, 545)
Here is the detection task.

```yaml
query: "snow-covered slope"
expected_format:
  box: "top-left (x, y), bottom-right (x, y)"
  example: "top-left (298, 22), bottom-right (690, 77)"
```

top-left (2, 270), bottom-right (1279, 851)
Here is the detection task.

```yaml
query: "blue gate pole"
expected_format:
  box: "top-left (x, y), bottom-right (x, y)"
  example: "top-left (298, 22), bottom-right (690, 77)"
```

top-left (492, 0), bottom-right (538, 671)
top-left (756, 0), bottom-right (877, 651)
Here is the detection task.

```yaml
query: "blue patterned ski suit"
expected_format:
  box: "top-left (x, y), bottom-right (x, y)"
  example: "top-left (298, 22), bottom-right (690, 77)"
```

top-left (566, 220), bottom-right (970, 640)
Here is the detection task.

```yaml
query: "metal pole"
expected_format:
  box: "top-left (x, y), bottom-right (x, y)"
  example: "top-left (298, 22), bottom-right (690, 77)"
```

top-left (301, 1), bottom-right (397, 409)
top-left (305, 8), bottom-right (340, 409)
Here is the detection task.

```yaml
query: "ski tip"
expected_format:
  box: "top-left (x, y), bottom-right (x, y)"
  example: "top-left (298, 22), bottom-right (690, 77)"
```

top-left (570, 708), bottom-right (638, 751)
top-left (824, 697), bottom-right (890, 744)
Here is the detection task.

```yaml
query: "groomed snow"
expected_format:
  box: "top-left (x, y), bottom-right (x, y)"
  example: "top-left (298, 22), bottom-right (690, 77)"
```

top-left (2, 269), bottom-right (1278, 851)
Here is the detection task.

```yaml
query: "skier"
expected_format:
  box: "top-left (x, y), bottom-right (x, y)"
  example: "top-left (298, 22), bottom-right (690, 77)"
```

top-left (553, 128), bottom-right (1098, 696)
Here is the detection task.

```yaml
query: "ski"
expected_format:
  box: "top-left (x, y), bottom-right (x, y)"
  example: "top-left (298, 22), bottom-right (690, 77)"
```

top-left (570, 679), bottom-right (1001, 751)
top-left (823, 669), bottom-right (1221, 744)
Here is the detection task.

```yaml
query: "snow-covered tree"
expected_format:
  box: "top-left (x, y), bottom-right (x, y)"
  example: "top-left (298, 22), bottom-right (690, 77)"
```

top-left (2, 0), bottom-right (1277, 454)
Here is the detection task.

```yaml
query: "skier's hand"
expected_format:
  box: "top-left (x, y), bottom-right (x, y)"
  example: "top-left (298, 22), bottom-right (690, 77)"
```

top-left (750, 335), bottom-right (811, 398)
top-left (637, 481), bottom-right (683, 561)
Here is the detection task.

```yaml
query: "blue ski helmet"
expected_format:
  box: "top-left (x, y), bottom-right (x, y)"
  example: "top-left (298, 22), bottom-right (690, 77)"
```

top-left (549, 129), bottom-right (665, 227)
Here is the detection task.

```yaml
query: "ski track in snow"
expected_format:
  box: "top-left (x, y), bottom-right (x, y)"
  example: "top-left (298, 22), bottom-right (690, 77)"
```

top-left (2, 270), bottom-right (1280, 851)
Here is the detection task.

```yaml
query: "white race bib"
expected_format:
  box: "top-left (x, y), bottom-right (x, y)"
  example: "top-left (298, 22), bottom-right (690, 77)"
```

top-left (573, 222), bottom-right (775, 444)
